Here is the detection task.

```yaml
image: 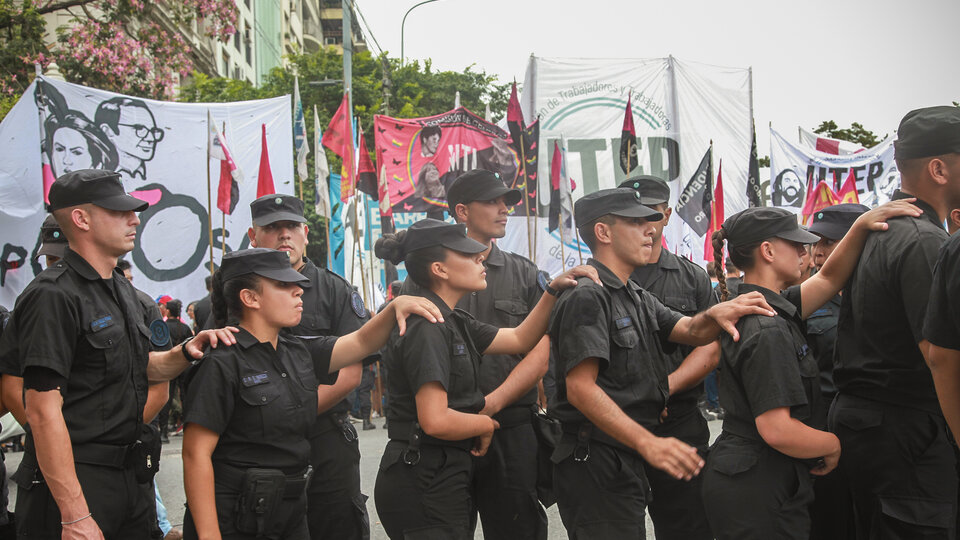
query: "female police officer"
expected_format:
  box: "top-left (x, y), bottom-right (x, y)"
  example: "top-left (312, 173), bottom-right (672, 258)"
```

top-left (181, 248), bottom-right (442, 540)
top-left (372, 219), bottom-right (597, 539)
top-left (701, 201), bottom-right (919, 540)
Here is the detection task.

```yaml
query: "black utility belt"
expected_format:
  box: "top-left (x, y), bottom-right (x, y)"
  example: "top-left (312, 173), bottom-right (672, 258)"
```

top-left (492, 405), bottom-right (534, 428)
top-left (215, 463), bottom-right (313, 500)
top-left (311, 412), bottom-right (359, 442)
top-left (388, 420), bottom-right (473, 466)
top-left (561, 422), bottom-right (633, 461)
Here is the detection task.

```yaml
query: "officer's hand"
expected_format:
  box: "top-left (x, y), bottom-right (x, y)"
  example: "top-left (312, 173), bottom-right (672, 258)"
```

top-left (855, 198), bottom-right (922, 232)
top-left (659, 407), bottom-right (669, 424)
top-left (62, 515), bottom-right (105, 540)
top-left (471, 417), bottom-right (500, 457)
top-left (708, 292), bottom-right (776, 341)
top-left (811, 445), bottom-right (841, 477)
top-left (638, 436), bottom-right (703, 481)
top-left (550, 265), bottom-right (602, 291)
top-left (391, 296), bottom-right (445, 335)
top-left (186, 326), bottom-right (240, 357)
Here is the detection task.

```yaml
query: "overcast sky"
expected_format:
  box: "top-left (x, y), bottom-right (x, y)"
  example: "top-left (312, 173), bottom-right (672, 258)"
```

top-left (354, 0), bottom-right (960, 152)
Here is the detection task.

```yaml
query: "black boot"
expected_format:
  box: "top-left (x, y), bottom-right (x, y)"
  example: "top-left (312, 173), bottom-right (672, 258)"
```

top-left (362, 417), bottom-right (375, 430)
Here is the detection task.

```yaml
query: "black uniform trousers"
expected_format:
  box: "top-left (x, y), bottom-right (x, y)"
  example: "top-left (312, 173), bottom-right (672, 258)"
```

top-left (809, 393), bottom-right (855, 540)
top-left (828, 394), bottom-right (957, 540)
top-left (702, 432), bottom-right (815, 540)
top-left (472, 409), bottom-right (547, 540)
top-left (14, 453), bottom-right (152, 539)
top-left (553, 437), bottom-right (649, 539)
top-left (182, 468), bottom-right (309, 540)
top-left (306, 415), bottom-right (370, 540)
top-left (647, 405), bottom-right (713, 540)
top-left (375, 440), bottom-right (475, 539)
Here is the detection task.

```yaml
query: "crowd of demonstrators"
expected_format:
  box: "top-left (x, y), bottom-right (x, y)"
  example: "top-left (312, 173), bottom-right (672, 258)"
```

top-left (0, 103), bottom-right (958, 540)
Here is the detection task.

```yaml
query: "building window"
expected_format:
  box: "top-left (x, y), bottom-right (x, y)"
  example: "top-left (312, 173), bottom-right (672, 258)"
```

top-left (234, 30), bottom-right (241, 51)
top-left (233, 64), bottom-right (241, 80)
top-left (222, 51), bottom-right (230, 76)
top-left (245, 24), bottom-right (252, 65)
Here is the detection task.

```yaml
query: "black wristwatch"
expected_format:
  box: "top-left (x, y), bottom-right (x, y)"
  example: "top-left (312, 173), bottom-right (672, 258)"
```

top-left (180, 337), bottom-right (194, 361)
top-left (544, 283), bottom-right (560, 297)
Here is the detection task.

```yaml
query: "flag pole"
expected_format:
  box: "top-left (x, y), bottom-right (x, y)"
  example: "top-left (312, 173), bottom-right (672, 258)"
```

top-left (325, 202), bottom-right (333, 270)
top-left (221, 121), bottom-right (228, 256)
top-left (206, 110), bottom-right (215, 276)
top-left (352, 196), bottom-right (370, 309)
top-left (558, 216), bottom-right (566, 270)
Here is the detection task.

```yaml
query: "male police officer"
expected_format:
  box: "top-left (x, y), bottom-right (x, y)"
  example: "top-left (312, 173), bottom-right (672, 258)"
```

top-left (549, 188), bottom-right (776, 538)
top-left (830, 106), bottom-right (960, 539)
top-left (246, 193), bottom-right (372, 539)
top-left (925, 206), bottom-right (960, 445)
top-left (4, 170), bottom-right (235, 539)
top-left (447, 169), bottom-right (549, 539)
top-left (620, 176), bottom-right (717, 540)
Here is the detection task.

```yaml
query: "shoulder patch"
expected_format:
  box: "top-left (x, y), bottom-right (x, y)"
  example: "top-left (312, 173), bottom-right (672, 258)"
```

top-left (149, 319), bottom-right (170, 347)
top-left (537, 271), bottom-right (550, 292)
top-left (350, 291), bottom-right (366, 318)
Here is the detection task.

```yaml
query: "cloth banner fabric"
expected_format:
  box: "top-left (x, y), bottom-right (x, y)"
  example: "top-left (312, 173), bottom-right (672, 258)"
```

top-left (510, 56), bottom-right (753, 271)
top-left (374, 107), bottom-right (519, 218)
top-left (328, 173), bottom-right (346, 277)
top-left (0, 77), bottom-right (293, 307)
top-left (768, 127), bottom-right (898, 213)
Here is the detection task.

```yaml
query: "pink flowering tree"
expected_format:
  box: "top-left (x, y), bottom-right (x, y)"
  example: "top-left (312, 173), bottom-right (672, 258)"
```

top-left (1, 0), bottom-right (237, 103)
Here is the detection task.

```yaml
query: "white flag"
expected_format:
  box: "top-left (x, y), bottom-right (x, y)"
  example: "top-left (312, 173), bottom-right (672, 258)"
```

top-left (207, 110), bottom-right (242, 183)
top-left (314, 105), bottom-right (331, 218)
top-left (294, 76), bottom-right (309, 183)
top-left (798, 126), bottom-right (864, 155)
top-left (559, 134), bottom-right (575, 240)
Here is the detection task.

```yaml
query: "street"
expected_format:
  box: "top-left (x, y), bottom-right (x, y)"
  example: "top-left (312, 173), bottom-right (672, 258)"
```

top-left (5, 417), bottom-right (722, 539)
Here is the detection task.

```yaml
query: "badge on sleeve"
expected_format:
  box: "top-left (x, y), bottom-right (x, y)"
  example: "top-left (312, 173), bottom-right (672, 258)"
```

top-left (351, 291), bottom-right (366, 318)
top-left (149, 319), bottom-right (170, 347)
top-left (537, 271), bottom-right (550, 292)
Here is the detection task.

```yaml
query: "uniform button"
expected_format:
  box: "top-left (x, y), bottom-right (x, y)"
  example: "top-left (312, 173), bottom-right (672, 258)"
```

top-left (281, 373), bottom-right (287, 378)
top-left (260, 396), bottom-right (267, 402)
top-left (107, 339), bottom-right (113, 345)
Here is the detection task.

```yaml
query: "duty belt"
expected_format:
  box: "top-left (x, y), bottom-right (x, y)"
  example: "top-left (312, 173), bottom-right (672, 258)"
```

top-left (561, 422), bottom-right (634, 461)
top-left (492, 405), bottom-right (533, 429)
top-left (387, 420), bottom-right (474, 465)
top-left (26, 437), bottom-right (135, 469)
top-left (313, 411), bottom-right (358, 442)
top-left (214, 463), bottom-right (314, 499)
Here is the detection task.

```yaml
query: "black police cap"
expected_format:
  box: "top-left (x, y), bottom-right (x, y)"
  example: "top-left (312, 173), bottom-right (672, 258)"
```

top-left (894, 106), bottom-right (960, 160)
top-left (722, 207), bottom-right (820, 248)
top-left (37, 214), bottom-right (67, 260)
top-left (250, 194), bottom-right (307, 227)
top-left (574, 188), bottom-right (664, 225)
top-left (220, 248), bottom-right (309, 284)
top-left (446, 169), bottom-right (522, 213)
top-left (383, 219), bottom-right (486, 264)
top-left (618, 175), bottom-right (671, 206)
top-left (47, 169), bottom-right (148, 212)
top-left (807, 203), bottom-right (869, 241)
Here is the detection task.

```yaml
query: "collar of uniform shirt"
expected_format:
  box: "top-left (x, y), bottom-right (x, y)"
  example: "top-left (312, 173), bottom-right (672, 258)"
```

top-left (412, 287), bottom-right (456, 317)
top-left (63, 247), bottom-right (114, 281)
top-left (294, 257), bottom-right (317, 288)
top-left (893, 189), bottom-right (944, 229)
top-left (737, 283), bottom-right (798, 320)
top-left (654, 249), bottom-right (681, 270)
top-left (586, 258), bottom-right (641, 291)
top-left (484, 242), bottom-right (505, 267)
top-left (234, 327), bottom-right (262, 349)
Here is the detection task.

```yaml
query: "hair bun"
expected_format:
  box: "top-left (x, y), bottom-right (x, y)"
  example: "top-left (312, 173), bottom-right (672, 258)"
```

top-left (374, 231), bottom-right (406, 265)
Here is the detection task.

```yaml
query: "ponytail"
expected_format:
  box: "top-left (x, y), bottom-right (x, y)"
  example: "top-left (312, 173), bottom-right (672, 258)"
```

top-left (210, 270), bottom-right (228, 327)
top-left (210, 269), bottom-right (261, 327)
top-left (375, 230), bottom-right (447, 288)
top-left (712, 229), bottom-right (729, 302)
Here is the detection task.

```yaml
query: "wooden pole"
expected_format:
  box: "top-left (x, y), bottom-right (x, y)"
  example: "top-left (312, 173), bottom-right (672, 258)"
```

top-left (558, 216), bottom-right (566, 270)
top-left (206, 110), bottom-right (215, 276)
top-left (352, 196), bottom-right (370, 309)
top-left (520, 138), bottom-right (534, 261)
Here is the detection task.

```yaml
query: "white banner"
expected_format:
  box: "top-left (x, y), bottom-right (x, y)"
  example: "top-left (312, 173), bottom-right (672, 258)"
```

top-left (769, 127), bottom-right (898, 213)
top-left (507, 56), bottom-right (753, 272)
top-left (0, 77), bottom-right (293, 308)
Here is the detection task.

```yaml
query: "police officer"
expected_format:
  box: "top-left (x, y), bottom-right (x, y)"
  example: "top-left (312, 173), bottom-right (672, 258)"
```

top-left (924, 207), bottom-right (960, 442)
top-left (373, 219), bottom-right (597, 539)
top-left (182, 248), bottom-right (443, 540)
top-left (619, 176), bottom-right (717, 540)
top-left (548, 188), bottom-right (777, 538)
top-left (804, 203), bottom-right (868, 540)
top-left (831, 106), bottom-right (960, 539)
top-left (245, 193), bottom-right (373, 539)
top-left (702, 203), bottom-right (916, 539)
top-left (4, 170), bottom-right (236, 539)
top-left (446, 169), bottom-right (549, 539)
top-left (37, 214), bottom-right (68, 266)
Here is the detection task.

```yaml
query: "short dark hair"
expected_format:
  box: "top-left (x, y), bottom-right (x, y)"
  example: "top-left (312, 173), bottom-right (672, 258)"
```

top-left (117, 259), bottom-right (131, 272)
top-left (166, 299), bottom-right (182, 318)
top-left (577, 215), bottom-right (619, 252)
top-left (94, 97), bottom-right (153, 134)
top-left (419, 126), bottom-right (441, 145)
top-left (205, 275), bottom-right (213, 291)
top-left (389, 280), bottom-right (403, 297)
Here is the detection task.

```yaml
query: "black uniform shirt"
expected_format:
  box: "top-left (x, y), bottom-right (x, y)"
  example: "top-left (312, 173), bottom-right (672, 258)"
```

top-left (549, 258), bottom-right (683, 430)
top-left (456, 242), bottom-right (544, 407)
top-left (384, 289), bottom-right (498, 430)
top-left (185, 328), bottom-right (334, 473)
top-left (10, 248), bottom-right (150, 446)
top-left (924, 232), bottom-right (960, 351)
top-left (805, 294), bottom-right (841, 397)
top-left (719, 284), bottom-right (822, 437)
top-left (631, 249), bottom-right (717, 413)
top-left (289, 257), bottom-right (369, 424)
top-left (834, 191), bottom-right (948, 413)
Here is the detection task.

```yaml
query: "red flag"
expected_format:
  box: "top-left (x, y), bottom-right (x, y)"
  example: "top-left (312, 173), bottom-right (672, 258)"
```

top-left (256, 124), bottom-right (275, 198)
top-left (837, 169), bottom-right (860, 204)
top-left (356, 124), bottom-right (378, 199)
top-left (323, 93), bottom-right (355, 201)
top-left (802, 180), bottom-right (840, 224)
top-left (619, 95), bottom-right (638, 174)
top-left (507, 82), bottom-right (524, 127)
top-left (704, 160), bottom-right (725, 261)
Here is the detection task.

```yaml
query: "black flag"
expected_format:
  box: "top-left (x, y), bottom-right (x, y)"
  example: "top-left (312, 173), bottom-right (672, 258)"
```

top-left (619, 95), bottom-right (638, 174)
top-left (512, 119), bottom-right (540, 216)
top-left (675, 146), bottom-right (713, 236)
top-left (746, 122), bottom-right (763, 207)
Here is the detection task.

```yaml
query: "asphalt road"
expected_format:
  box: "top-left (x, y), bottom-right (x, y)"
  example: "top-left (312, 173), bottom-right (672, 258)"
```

top-left (5, 417), bottom-right (723, 539)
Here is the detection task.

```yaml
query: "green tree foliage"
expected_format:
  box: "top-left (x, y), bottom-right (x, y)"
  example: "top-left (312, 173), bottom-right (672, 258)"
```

top-left (177, 47), bottom-right (510, 265)
top-left (812, 120), bottom-right (884, 148)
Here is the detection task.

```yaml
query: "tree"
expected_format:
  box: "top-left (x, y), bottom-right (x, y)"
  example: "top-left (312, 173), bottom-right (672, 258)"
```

top-left (0, 0), bottom-right (237, 101)
top-left (177, 47), bottom-right (511, 265)
top-left (812, 120), bottom-right (884, 148)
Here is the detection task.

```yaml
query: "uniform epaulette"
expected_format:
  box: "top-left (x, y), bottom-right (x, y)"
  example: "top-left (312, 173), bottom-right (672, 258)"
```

top-left (36, 261), bottom-right (69, 282)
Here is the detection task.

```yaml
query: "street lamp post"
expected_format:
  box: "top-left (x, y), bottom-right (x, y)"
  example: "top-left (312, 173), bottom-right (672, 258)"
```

top-left (401, 0), bottom-right (441, 65)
